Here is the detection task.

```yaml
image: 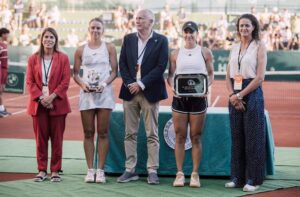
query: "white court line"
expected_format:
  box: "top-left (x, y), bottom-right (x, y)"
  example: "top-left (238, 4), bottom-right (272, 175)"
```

top-left (11, 109), bottom-right (27, 115)
top-left (10, 94), bottom-right (80, 116)
top-left (211, 96), bottom-right (220, 107)
top-left (5, 84), bottom-right (79, 102)
top-left (6, 95), bottom-right (28, 102)
top-left (68, 95), bottom-right (80, 99)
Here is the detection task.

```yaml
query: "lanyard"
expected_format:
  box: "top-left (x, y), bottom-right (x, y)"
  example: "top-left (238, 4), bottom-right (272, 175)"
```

top-left (137, 45), bottom-right (147, 63)
top-left (42, 57), bottom-right (53, 85)
top-left (238, 39), bottom-right (253, 72)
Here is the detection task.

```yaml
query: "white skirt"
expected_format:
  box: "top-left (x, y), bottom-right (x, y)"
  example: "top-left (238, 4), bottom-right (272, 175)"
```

top-left (78, 84), bottom-right (115, 111)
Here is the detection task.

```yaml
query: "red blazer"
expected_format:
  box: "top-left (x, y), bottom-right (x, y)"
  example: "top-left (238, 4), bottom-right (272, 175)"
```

top-left (26, 51), bottom-right (71, 116)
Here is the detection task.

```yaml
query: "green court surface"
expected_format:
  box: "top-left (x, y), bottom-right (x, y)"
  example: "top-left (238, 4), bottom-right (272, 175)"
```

top-left (0, 139), bottom-right (299, 197)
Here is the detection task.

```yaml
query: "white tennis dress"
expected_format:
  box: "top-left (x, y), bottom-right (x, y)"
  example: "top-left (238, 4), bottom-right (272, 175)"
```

top-left (78, 42), bottom-right (115, 111)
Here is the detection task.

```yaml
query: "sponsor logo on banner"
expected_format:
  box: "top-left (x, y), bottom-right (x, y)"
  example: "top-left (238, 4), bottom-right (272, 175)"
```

top-left (163, 118), bottom-right (192, 150)
top-left (7, 73), bottom-right (19, 87)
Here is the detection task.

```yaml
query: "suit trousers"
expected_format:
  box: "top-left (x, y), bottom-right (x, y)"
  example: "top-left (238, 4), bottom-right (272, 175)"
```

top-left (32, 105), bottom-right (66, 172)
top-left (229, 79), bottom-right (266, 186)
top-left (123, 92), bottom-right (159, 172)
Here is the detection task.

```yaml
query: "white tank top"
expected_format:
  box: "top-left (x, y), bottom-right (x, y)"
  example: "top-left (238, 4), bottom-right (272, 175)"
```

top-left (81, 42), bottom-right (110, 86)
top-left (175, 45), bottom-right (207, 75)
top-left (229, 41), bottom-right (259, 79)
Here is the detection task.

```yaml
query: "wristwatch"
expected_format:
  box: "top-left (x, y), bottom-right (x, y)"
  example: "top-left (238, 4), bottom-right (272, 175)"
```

top-left (236, 93), bottom-right (243, 100)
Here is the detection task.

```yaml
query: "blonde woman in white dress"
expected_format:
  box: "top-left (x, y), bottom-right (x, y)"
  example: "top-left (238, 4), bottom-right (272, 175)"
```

top-left (73, 17), bottom-right (118, 183)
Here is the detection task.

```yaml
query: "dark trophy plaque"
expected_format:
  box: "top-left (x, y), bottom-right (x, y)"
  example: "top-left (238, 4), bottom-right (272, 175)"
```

top-left (174, 74), bottom-right (208, 96)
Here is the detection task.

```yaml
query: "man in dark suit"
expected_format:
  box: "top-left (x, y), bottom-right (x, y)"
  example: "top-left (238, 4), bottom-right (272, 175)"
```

top-left (117, 9), bottom-right (168, 184)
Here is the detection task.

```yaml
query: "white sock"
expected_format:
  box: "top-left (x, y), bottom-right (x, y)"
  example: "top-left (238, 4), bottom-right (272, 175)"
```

top-left (0, 105), bottom-right (4, 111)
top-left (126, 169), bottom-right (134, 173)
top-left (148, 169), bottom-right (157, 174)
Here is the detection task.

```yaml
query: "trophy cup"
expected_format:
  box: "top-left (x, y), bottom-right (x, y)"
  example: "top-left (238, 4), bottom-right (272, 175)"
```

top-left (86, 69), bottom-right (101, 92)
top-left (174, 74), bottom-right (208, 96)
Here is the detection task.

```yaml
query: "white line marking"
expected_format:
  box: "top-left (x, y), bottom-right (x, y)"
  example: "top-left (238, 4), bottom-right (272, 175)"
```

top-left (5, 95), bottom-right (29, 102)
top-left (5, 84), bottom-right (79, 102)
top-left (211, 96), bottom-right (220, 107)
top-left (11, 109), bottom-right (27, 115)
top-left (68, 95), bottom-right (79, 99)
top-left (10, 94), bottom-right (80, 116)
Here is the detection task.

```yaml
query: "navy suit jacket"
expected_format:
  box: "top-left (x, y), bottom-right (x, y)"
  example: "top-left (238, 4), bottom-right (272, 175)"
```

top-left (119, 31), bottom-right (168, 103)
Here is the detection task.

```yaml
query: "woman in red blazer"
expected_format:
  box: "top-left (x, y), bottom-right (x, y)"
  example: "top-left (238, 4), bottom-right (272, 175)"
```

top-left (26, 27), bottom-right (71, 182)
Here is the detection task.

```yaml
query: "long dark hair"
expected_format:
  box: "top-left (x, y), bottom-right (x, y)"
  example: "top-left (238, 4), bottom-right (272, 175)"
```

top-left (37, 27), bottom-right (59, 57)
top-left (236, 13), bottom-right (260, 40)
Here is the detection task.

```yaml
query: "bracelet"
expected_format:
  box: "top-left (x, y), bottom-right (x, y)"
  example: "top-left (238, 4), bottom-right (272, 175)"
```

top-left (229, 92), bottom-right (235, 98)
top-left (101, 82), bottom-right (107, 88)
top-left (236, 93), bottom-right (243, 100)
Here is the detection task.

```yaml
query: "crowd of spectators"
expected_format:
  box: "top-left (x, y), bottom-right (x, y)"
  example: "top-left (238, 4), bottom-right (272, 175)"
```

top-left (0, 1), bottom-right (299, 51)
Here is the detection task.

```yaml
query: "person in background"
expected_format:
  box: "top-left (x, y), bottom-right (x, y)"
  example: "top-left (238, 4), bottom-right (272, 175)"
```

top-left (117, 9), bottom-right (168, 185)
top-left (225, 13), bottom-right (267, 192)
top-left (167, 21), bottom-right (214, 188)
top-left (0, 28), bottom-right (10, 118)
top-left (13, 0), bottom-right (24, 29)
top-left (26, 27), bottom-right (71, 182)
top-left (73, 17), bottom-right (118, 183)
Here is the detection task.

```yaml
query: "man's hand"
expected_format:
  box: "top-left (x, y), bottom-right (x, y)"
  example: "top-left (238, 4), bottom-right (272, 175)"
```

top-left (128, 82), bottom-right (141, 94)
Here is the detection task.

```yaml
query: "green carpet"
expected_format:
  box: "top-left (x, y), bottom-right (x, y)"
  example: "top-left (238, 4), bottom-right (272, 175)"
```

top-left (0, 139), bottom-right (299, 197)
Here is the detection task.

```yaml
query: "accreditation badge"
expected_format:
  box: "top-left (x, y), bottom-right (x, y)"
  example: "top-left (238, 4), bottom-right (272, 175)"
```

top-left (42, 85), bottom-right (49, 96)
top-left (135, 64), bottom-right (141, 80)
top-left (234, 74), bottom-right (243, 90)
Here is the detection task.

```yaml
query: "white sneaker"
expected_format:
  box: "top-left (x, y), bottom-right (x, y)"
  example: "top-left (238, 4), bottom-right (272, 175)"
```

top-left (243, 184), bottom-right (259, 192)
top-left (85, 169), bottom-right (95, 183)
top-left (225, 181), bottom-right (236, 188)
top-left (96, 169), bottom-right (106, 183)
top-left (189, 172), bottom-right (201, 187)
top-left (173, 171), bottom-right (185, 187)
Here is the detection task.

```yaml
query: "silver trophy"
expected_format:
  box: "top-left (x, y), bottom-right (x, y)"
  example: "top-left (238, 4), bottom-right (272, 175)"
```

top-left (174, 74), bottom-right (208, 96)
top-left (86, 69), bottom-right (101, 92)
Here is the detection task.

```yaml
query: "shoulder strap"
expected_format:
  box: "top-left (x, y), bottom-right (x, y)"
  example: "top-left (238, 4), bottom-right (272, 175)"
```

top-left (200, 46), bottom-right (207, 63)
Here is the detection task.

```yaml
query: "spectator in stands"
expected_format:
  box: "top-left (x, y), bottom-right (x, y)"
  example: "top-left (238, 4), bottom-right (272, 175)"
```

top-left (281, 8), bottom-right (291, 25)
top-left (177, 7), bottom-right (187, 25)
top-left (26, 1), bottom-right (38, 28)
top-left (261, 24), bottom-right (273, 51)
top-left (117, 9), bottom-right (168, 185)
top-left (160, 4), bottom-right (172, 31)
top-left (279, 26), bottom-right (292, 50)
top-left (272, 26), bottom-right (281, 51)
top-left (290, 34), bottom-right (299, 50)
top-left (73, 17), bottom-right (118, 183)
top-left (19, 25), bottom-right (31, 46)
top-left (13, 0), bottom-right (24, 29)
top-left (259, 6), bottom-right (270, 27)
top-left (225, 31), bottom-right (235, 50)
top-left (0, 28), bottom-right (10, 118)
top-left (1, 4), bottom-right (12, 28)
top-left (167, 21), bottom-right (214, 188)
top-left (65, 28), bottom-right (79, 47)
top-left (225, 14), bottom-right (267, 192)
top-left (47, 6), bottom-right (60, 27)
top-left (292, 15), bottom-right (300, 36)
top-left (114, 6), bottom-right (124, 31)
top-left (36, 3), bottom-right (47, 28)
top-left (164, 20), bottom-right (179, 44)
top-left (204, 26), bottom-right (218, 49)
top-left (26, 27), bottom-right (71, 182)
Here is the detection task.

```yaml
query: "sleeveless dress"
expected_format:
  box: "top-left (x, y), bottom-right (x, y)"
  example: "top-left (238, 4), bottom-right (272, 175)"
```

top-left (78, 43), bottom-right (115, 111)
